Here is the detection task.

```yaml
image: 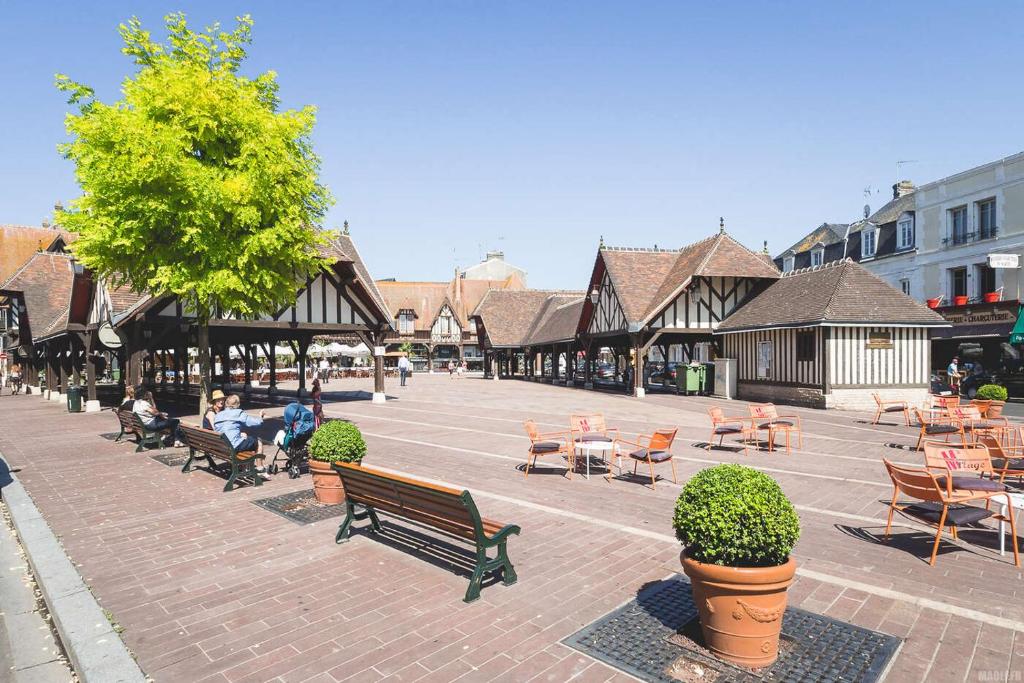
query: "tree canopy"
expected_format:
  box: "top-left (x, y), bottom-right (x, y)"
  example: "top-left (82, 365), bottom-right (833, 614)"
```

top-left (56, 13), bottom-right (332, 319)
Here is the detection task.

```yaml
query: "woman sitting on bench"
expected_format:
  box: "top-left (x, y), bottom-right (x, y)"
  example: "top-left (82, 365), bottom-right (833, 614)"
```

top-left (133, 387), bottom-right (184, 447)
top-left (213, 394), bottom-right (270, 480)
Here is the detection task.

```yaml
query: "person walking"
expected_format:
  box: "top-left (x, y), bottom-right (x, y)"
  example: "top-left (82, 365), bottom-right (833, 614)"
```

top-left (398, 354), bottom-right (410, 387)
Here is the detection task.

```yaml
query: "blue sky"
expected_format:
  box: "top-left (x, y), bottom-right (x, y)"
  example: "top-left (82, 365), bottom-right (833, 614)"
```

top-left (2, 1), bottom-right (1023, 289)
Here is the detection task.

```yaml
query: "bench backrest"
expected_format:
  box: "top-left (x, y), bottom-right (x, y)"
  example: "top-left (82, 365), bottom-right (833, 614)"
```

top-left (332, 462), bottom-right (483, 542)
top-left (179, 423), bottom-right (235, 456)
top-left (115, 409), bottom-right (136, 429)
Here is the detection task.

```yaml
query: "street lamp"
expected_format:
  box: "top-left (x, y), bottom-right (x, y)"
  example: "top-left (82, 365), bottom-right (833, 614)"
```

top-left (589, 285), bottom-right (600, 305)
top-left (689, 282), bottom-right (701, 305)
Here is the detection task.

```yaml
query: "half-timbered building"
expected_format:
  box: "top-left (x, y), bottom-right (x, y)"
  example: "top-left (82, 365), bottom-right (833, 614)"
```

top-left (715, 259), bottom-right (948, 409)
top-left (579, 227), bottom-right (781, 395)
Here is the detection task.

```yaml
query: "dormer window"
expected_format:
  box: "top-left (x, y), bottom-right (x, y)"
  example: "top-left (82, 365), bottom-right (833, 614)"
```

top-left (397, 309), bottom-right (415, 334)
top-left (897, 217), bottom-right (914, 250)
top-left (862, 228), bottom-right (878, 259)
top-left (811, 248), bottom-right (824, 267)
top-left (783, 256), bottom-right (794, 273)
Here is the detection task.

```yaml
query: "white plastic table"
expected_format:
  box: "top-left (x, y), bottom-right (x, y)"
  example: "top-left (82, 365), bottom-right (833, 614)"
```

top-left (573, 439), bottom-right (614, 480)
top-left (997, 492), bottom-right (1024, 555)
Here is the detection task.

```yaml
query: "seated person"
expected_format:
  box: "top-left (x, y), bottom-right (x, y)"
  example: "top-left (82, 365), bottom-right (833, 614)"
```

top-left (133, 387), bottom-right (184, 447)
top-left (203, 389), bottom-right (226, 430)
top-left (119, 385), bottom-right (135, 412)
top-left (213, 394), bottom-right (270, 478)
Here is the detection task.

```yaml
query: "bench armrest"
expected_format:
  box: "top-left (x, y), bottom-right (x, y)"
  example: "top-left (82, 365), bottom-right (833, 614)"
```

top-left (481, 524), bottom-right (521, 548)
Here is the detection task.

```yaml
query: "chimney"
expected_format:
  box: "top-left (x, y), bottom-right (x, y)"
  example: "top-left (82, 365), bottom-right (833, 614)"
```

top-left (485, 250), bottom-right (504, 262)
top-left (893, 180), bottom-right (915, 199)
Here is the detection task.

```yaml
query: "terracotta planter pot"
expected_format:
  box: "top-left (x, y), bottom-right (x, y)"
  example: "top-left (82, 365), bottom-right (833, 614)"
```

top-left (987, 400), bottom-right (1006, 418)
top-left (954, 295), bottom-right (969, 306)
top-left (681, 550), bottom-right (796, 669)
top-left (309, 459), bottom-right (346, 505)
top-left (926, 297), bottom-right (942, 309)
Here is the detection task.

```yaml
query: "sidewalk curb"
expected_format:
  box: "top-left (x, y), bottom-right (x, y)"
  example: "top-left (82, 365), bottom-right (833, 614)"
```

top-left (1, 472), bottom-right (147, 683)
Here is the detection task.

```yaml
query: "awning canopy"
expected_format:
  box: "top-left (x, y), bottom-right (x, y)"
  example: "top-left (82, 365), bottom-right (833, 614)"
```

top-left (1010, 306), bottom-right (1024, 345)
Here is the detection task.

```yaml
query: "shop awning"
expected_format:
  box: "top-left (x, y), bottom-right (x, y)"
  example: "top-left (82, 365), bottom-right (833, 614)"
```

top-left (1010, 306), bottom-right (1024, 344)
top-left (931, 322), bottom-right (1014, 340)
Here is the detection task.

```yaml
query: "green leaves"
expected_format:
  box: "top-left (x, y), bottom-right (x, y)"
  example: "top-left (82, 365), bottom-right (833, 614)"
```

top-left (672, 464), bottom-right (800, 567)
top-left (308, 421), bottom-right (367, 464)
top-left (56, 13), bottom-right (333, 320)
top-left (976, 384), bottom-right (1008, 402)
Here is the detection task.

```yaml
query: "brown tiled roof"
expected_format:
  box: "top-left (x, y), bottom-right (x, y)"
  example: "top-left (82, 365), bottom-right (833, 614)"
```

top-left (525, 296), bottom-right (585, 346)
top-left (0, 225), bottom-right (73, 284)
top-left (0, 252), bottom-right (76, 341)
top-left (599, 232), bottom-right (780, 326)
top-left (715, 260), bottom-right (948, 332)
top-left (330, 232), bottom-right (392, 325)
top-left (472, 290), bottom-right (583, 347)
top-left (108, 284), bottom-right (146, 316)
top-left (377, 273), bottom-right (525, 331)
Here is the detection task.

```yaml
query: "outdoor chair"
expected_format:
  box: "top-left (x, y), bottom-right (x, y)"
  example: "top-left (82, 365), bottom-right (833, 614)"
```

top-left (706, 407), bottom-right (756, 454)
top-left (950, 406), bottom-right (1010, 444)
top-left (921, 442), bottom-right (1007, 495)
top-left (931, 394), bottom-right (960, 415)
top-left (569, 413), bottom-right (619, 444)
top-left (523, 420), bottom-right (574, 479)
top-left (871, 392), bottom-right (911, 426)
top-left (976, 432), bottom-right (1024, 485)
top-left (609, 428), bottom-right (678, 489)
top-left (748, 403), bottom-right (802, 453)
top-left (912, 408), bottom-right (965, 451)
top-left (883, 459), bottom-right (1019, 566)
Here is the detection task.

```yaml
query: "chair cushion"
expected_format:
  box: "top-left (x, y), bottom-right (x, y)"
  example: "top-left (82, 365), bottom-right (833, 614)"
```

top-left (904, 502), bottom-right (993, 527)
top-left (758, 420), bottom-right (794, 429)
top-left (934, 475), bottom-right (1007, 493)
top-left (884, 405), bottom-right (908, 412)
top-left (579, 433), bottom-right (611, 443)
top-left (924, 424), bottom-right (960, 435)
top-left (992, 458), bottom-right (1024, 471)
top-left (713, 425), bottom-right (743, 435)
top-left (530, 441), bottom-right (561, 454)
top-left (630, 448), bottom-right (672, 463)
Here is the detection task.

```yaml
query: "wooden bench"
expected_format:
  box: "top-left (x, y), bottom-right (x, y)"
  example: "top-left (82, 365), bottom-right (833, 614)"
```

top-left (179, 424), bottom-right (262, 492)
top-left (113, 408), bottom-right (166, 452)
top-left (332, 462), bottom-right (520, 602)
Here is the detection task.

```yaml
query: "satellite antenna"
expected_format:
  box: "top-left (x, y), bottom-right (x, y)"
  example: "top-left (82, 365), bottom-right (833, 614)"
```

top-left (862, 186), bottom-right (873, 219)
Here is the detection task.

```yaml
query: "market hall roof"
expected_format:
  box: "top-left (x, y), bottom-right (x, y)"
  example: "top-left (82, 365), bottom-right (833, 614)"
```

top-left (0, 224), bottom-right (75, 284)
top-left (592, 231), bottom-right (781, 327)
top-left (0, 251), bottom-right (77, 343)
top-left (471, 290), bottom-right (584, 348)
top-left (715, 259), bottom-right (948, 333)
top-left (377, 272), bottom-right (525, 331)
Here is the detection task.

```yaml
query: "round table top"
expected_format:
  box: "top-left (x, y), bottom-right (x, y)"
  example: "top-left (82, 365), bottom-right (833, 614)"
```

top-left (574, 439), bottom-right (614, 451)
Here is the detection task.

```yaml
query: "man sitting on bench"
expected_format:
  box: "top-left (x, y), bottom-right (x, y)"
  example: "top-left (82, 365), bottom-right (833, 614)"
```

top-left (133, 387), bottom-right (184, 447)
top-left (214, 394), bottom-right (270, 480)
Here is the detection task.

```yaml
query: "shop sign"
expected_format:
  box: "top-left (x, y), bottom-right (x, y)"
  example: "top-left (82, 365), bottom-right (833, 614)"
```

top-left (988, 253), bottom-right (1020, 269)
top-left (865, 331), bottom-right (893, 350)
top-left (97, 322), bottom-right (123, 350)
top-left (941, 302), bottom-right (1018, 326)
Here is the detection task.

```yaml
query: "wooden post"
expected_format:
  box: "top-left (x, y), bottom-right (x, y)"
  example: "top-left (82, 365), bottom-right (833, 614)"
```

top-left (84, 331), bottom-right (97, 402)
top-left (584, 339), bottom-right (593, 389)
top-left (632, 334), bottom-right (644, 398)
top-left (243, 344), bottom-right (252, 391)
top-left (267, 341), bottom-right (278, 395)
top-left (373, 330), bottom-right (386, 403)
top-left (297, 337), bottom-right (310, 396)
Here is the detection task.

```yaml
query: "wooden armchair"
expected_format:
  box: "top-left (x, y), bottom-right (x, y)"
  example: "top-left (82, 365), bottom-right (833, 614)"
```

top-left (922, 442), bottom-right (1007, 495)
top-left (748, 403), bottom-right (802, 453)
top-left (976, 432), bottom-right (1024, 485)
top-left (523, 420), bottom-right (574, 479)
top-left (706, 407), bottom-right (755, 454)
top-left (883, 459), bottom-right (1018, 566)
top-left (950, 406), bottom-right (1010, 444)
top-left (569, 413), bottom-right (619, 444)
top-left (872, 392), bottom-right (911, 426)
top-left (611, 428), bottom-right (678, 489)
top-left (912, 408), bottom-right (965, 451)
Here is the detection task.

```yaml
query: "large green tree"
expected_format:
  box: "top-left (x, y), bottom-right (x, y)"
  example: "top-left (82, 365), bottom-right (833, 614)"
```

top-left (56, 13), bottom-right (332, 413)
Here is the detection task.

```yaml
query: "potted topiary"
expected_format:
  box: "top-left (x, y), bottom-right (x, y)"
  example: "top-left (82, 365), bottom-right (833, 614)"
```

top-left (674, 464), bottom-right (800, 669)
top-left (976, 384), bottom-right (1009, 417)
top-left (307, 420), bottom-right (367, 504)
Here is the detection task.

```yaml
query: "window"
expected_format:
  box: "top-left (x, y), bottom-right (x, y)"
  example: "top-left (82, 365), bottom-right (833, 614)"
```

top-left (977, 264), bottom-right (996, 298)
top-left (397, 310), bottom-right (415, 334)
top-left (978, 198), bottom-right (997, 239)
top-left (950, 267), bottom-right (968, 298)
top-left (898, 218), bottom-right (914, 249)
top-left (861, 229), bottom-right (877, 258)
top-left (811, 249), bottom-right (823, 267)
top-left (783, 256), bottom-right (794, 273)
top-left (950, 206), bottom-right (968, 245)
top-left (756, 341), bottom-right (772, 379)
top-left (900, 278), bottom-right (911, 295)
top-left (796, 331), bottom-right (815, 362)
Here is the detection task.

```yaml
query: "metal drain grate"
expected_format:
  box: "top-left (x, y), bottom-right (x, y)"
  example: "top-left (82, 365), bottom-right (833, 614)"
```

top-left (564, 576), bottom-right (900, 683)
top-left (252, 489), bottom-right (347, 525)
top-left (149, 451), bottom-right (191, 467)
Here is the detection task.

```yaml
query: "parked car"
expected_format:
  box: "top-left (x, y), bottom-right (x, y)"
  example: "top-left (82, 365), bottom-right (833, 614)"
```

top-left (648, 361), bottom-right (684, 386)
top-left (595, 363), bottom-right (616, 379)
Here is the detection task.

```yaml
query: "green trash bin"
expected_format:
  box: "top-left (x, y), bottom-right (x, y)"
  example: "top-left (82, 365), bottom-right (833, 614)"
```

top-left (67, 386), bottom-right (83, 413)
top-left (684, 364), bottom-right (704, 394)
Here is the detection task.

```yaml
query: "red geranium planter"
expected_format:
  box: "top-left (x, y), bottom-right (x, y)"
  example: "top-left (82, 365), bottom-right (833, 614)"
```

top-left (984, 292), bottom-right (1001, 303)
top-left (926, 298), bottom-right (942, 309)
top-left (954, 295), bottom-right (969, 306)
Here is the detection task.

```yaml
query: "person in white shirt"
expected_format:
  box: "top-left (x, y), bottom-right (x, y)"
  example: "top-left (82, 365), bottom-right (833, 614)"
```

top-left (398, 354), bottom-right (410, 386)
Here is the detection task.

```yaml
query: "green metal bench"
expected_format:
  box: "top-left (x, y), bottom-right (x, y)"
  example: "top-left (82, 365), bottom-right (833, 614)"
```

top-left (179, 423), bottom-right (262, 492)
top-left (332, 462), bottom-right (520, 602)
top-left (113, 408), bottom-right (166, 452)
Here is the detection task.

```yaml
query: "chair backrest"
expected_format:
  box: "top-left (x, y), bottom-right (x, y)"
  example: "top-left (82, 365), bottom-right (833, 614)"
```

top-left (708, 407), bottom-right (724, 424)
top-left (749, 403), bottom-right (777, 420)
top-left (975, 433), bottom-right (1006, 459)
top-left (571, 414), bottom-right (606, 434)
top-left (872, 393), bottom-right (883, 407)
top-left (951, 406), bottom-right (982, 421)
top-left (934, 395), bottom-right (960, 410)
top-left (649, 428), bottom-right (677, 451)
top-left (912, 407), bottom-right (928, 425)
top-left (884, 459), bottom-right (945, 503)
top-left (523, 420), bottom-right (540, 441)
top-left (923, 442), bottom-right (993, 475)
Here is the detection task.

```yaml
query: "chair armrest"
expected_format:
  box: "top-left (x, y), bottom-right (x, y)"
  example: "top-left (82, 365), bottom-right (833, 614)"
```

top-left (537, 430), bottom-right (572, 441)
top-left (613, 437), bottom-right (643, 451)
top-left (481, 524), bottom-right (521, 548)
top-left (718, 416), bottom-right (751, 424)
top-left (604, 427), bottom-right (620, 438)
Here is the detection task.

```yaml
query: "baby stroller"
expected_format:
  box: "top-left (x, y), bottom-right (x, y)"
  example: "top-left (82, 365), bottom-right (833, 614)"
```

top-left (270, 402), bottom-right (315, 478)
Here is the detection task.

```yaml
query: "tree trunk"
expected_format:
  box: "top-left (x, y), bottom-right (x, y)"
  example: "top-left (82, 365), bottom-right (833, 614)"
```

top-left (197, 313), bottom-right (211, 417)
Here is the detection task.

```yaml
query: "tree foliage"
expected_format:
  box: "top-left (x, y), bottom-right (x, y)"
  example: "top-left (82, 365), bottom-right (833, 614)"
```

top-left (56, 13), bottom-right (332, 319)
